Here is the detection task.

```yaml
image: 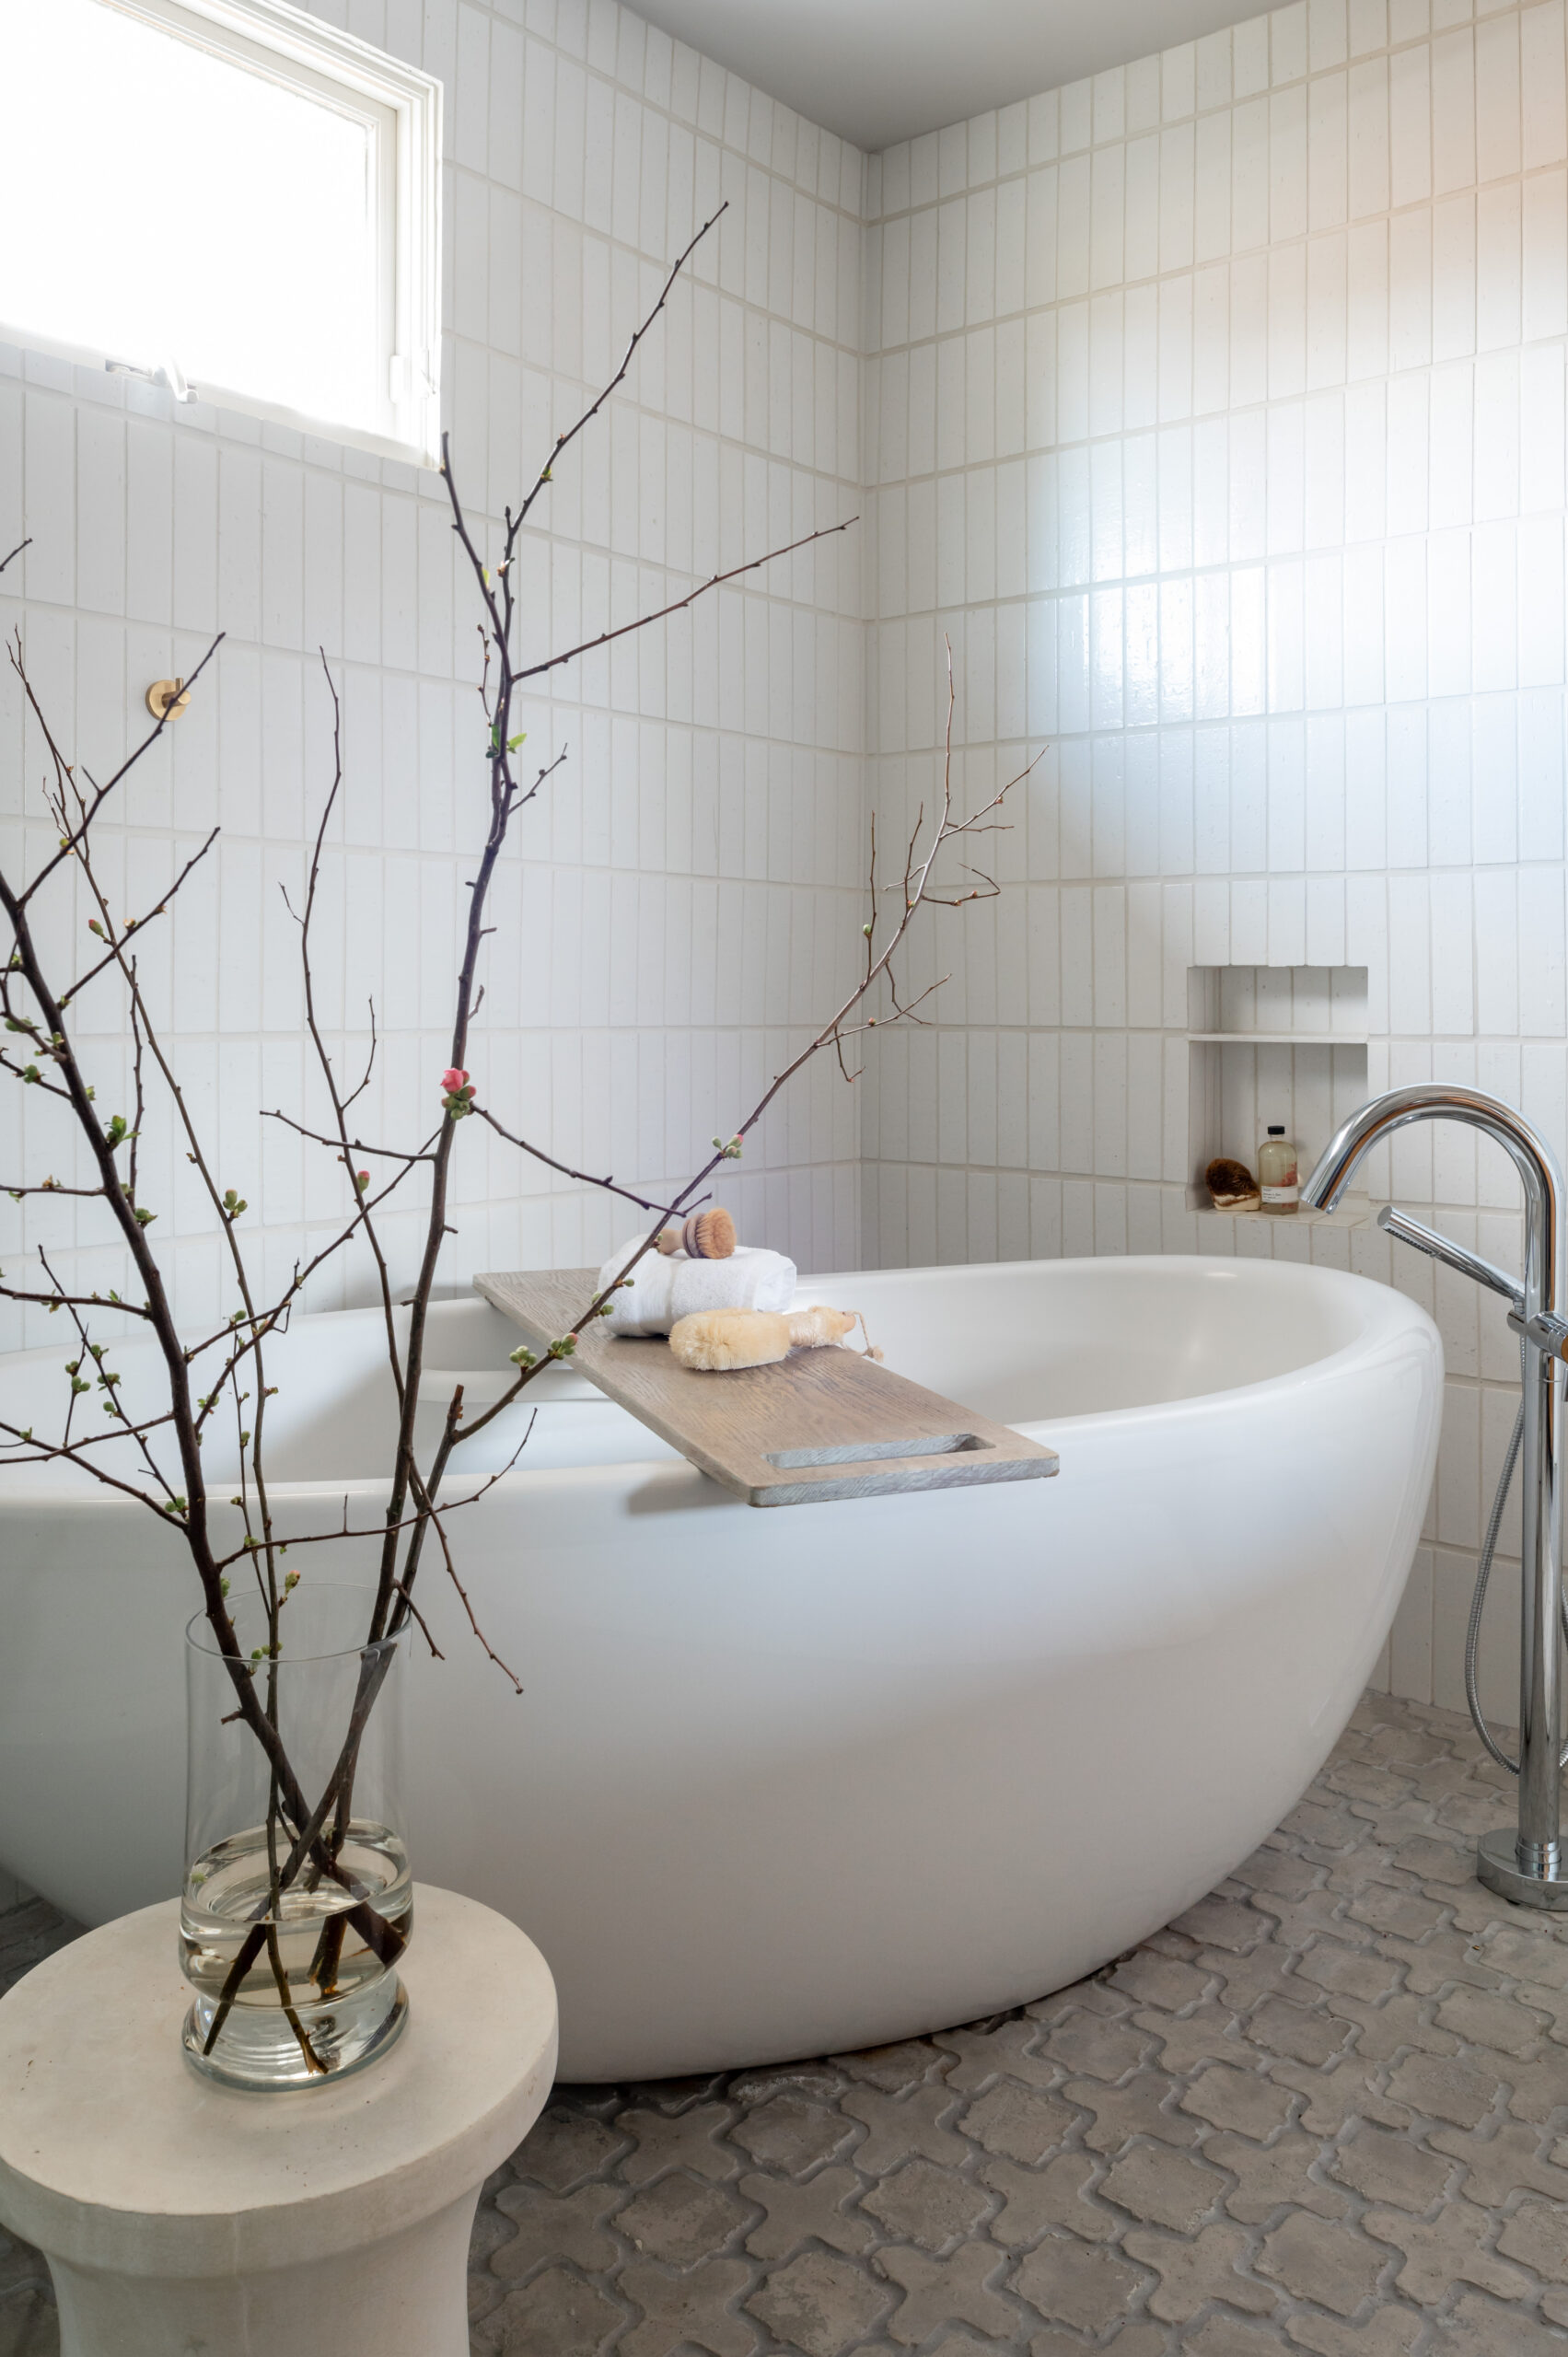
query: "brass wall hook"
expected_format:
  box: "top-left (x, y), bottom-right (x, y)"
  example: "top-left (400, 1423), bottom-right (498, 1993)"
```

top-left (145, 679), bottom-right (192, 722)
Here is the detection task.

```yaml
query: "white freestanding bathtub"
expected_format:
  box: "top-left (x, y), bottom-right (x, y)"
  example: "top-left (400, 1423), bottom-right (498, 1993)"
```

top-left (0, 1254), bottom-right (1441, 2080)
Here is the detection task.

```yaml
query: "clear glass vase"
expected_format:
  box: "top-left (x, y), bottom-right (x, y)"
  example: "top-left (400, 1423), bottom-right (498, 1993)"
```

top-left (180, 1582), bottom-right (412, 2090)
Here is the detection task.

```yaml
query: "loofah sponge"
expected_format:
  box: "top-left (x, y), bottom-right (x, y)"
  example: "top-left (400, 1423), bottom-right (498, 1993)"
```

top-left (668, 1304), bottom-right (861, 1371)
top-left (656, 1207), bottom-right (737, 1259)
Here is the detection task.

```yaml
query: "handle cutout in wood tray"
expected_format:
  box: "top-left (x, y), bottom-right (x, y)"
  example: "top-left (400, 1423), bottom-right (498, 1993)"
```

top-left (765, 1433), bottom-right (988, 1469)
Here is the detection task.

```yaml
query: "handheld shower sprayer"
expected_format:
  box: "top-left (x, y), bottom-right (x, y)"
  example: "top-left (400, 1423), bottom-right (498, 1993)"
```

top-left (1303, 1084), bottom-right (1568, 1910)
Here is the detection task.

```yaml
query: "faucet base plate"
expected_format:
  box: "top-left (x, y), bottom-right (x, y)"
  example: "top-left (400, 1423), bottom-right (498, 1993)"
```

top-left (1477, 1828), bottom-right (1568, 1910)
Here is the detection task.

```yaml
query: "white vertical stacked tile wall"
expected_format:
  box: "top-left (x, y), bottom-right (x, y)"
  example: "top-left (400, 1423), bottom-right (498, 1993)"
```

top-left (858, 0), bottom-right (1568, 1717)
top-left (0, 0), bottom-right (867, 1346)
top-left (3, 0), bottom-right (1552, 1723)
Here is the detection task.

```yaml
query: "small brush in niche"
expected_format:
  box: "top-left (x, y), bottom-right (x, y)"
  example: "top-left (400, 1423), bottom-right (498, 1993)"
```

top-left (1205, 1155), bottom-right (1260, 1213)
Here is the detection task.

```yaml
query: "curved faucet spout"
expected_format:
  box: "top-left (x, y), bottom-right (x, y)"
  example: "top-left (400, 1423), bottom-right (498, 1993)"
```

top-left (1302, 1082), bottom-right (1562, 1323)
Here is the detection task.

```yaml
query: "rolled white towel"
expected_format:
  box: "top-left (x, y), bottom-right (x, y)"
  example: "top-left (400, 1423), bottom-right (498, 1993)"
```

top-left (596, 1241), bottom-right (797, 1337)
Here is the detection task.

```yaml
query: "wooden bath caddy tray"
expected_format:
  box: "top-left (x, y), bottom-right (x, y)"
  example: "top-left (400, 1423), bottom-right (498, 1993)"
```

top-left (474, 1268), bottom-right (1059, 1507)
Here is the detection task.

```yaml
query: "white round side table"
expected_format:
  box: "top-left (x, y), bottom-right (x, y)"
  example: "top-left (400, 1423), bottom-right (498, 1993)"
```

top-left (0, 1884), bottom-right (557, 2357)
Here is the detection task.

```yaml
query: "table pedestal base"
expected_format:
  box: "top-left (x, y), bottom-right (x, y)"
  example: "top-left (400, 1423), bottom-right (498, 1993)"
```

top-left (52, 2191), bottom-right (476, 2357)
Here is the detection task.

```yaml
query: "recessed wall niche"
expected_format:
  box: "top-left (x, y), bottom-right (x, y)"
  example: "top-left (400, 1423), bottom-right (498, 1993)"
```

top-left (1186, 968), bottom-right (1370, 1219)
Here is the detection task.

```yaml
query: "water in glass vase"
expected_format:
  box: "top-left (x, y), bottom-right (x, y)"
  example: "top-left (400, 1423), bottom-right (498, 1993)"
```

top-left (183, 1585), bottom-right (413, 2089)
top-left (181, 1821), bottom-right (412, 2088)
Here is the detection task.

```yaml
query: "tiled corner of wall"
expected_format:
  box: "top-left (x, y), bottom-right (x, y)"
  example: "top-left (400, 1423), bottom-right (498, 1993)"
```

top-left (0, 0), bottom-right (870, 1348)
top-left (859, 0), bottom-right (1568, 1716)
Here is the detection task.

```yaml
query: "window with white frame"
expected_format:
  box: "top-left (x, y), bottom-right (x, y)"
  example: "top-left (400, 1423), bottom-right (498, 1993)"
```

top-left (0, 0), bottom-right (440, 461)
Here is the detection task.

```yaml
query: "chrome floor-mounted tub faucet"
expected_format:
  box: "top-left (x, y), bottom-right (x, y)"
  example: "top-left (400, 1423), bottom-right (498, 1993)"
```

top-left (1304, 1083), bottom-right (1568, 1910)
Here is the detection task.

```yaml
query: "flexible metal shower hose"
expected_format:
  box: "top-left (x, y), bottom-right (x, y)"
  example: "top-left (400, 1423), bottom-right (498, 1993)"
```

top-left (1464, 1338), bottom-right (1568, 1774)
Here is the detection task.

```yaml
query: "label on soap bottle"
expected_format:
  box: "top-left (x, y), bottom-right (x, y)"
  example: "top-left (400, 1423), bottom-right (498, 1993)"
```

top-left (1260, 1181), bottom-right (1299, 1206)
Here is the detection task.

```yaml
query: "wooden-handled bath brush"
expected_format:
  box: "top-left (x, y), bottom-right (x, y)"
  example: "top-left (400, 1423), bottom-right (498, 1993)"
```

top-left (657, 1207), bottom-right (736, 1258)
top-left (668, 1305), bottom-right (883, 1371)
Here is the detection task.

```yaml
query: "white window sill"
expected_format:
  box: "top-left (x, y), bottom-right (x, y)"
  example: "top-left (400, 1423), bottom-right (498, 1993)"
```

top-left (1, 323), bottom-right (441, 476)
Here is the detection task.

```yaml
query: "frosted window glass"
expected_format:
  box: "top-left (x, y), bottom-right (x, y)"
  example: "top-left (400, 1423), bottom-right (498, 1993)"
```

top-left (0, 0), bottom-right (381, 437)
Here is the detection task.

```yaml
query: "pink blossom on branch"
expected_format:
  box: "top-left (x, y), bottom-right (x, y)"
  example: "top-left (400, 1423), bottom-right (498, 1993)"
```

top-left (440, 1067), bottom-right (476, 1119)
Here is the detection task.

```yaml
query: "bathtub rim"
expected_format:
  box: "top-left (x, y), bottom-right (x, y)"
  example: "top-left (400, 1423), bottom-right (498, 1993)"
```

top-left (0, 1254), bottom-right (1441, 1510)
